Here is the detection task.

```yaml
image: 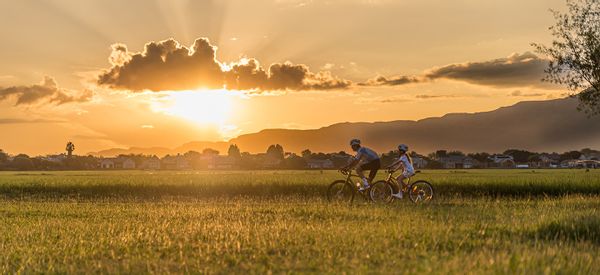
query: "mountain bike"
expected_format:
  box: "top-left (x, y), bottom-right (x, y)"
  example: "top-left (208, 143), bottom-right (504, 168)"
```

top-left (326, 169), bottom-right (373, 204)
top-left (370, 170), bottom-right (434, 204)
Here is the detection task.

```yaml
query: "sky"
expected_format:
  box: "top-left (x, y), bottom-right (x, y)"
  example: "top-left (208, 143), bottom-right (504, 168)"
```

top-left (0, 0), bottom-right (570, 155)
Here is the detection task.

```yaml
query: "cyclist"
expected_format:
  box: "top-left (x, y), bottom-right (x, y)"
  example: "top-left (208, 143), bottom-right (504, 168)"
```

top-left (386, 144), bottom-right (415, 199)
top-left (342, 139), bottom-right (381, 191)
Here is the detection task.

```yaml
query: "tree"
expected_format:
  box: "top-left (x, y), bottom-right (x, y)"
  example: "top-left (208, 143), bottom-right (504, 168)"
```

top-left (66, 142), bottom-right (75, 157)
top-left (468, 152), bottom-right (491, 163)
top-left (504, 149), bottom-right (535, 163)
top-left (301, 149), bottom-right (312, 159)
top-left (560, 150), bottom-right (582, 161)
top-left (227, 144), bottom-right (241, 159)
top-left (282, 154), bottom-right (307, 169)
top-left (266, 144), bottom-right (284, 160)
top-left (447, 151), bottom-right (465, 157)
top-left (12, 155), bottom-right (33, 170)
top-left (0, 149), bottom-right (7, 163)
top-left (534, 0), bottom-right (600, 115)
top-left (433, 150), bottom-right (447, 159)
top-left (202, 148), bottom-right (219, 156)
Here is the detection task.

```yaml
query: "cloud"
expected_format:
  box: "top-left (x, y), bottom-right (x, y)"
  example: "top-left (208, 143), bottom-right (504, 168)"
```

top-left (425, 52), bottom-right (552, 89)
top-left (359, 75), bottom-right (422, 86)
top-left (0, 118), bottom-right (66, 124)
top-left (509, 90), bottom-right (546, 97)
top-left (0, 77), bottom-right (93, 106)
top-left (98, 38), bottom-right (351, 92)
top-left (361, 52), bottom-right (558, 90)
top-left (415, 94), bottom-right (459, 99)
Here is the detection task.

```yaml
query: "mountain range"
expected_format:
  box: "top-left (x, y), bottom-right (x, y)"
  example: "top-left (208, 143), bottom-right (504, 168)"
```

top-left (89, 98), bottom-right (600, 157)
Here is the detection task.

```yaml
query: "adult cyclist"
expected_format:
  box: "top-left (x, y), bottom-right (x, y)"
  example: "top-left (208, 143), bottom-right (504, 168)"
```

top-left (342, 139), bottom-right (381, 191)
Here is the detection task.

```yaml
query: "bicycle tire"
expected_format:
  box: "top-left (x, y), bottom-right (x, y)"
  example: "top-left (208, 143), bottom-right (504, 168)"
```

top-left (369, 180), bottom-right (394, 204)
top-left (327, 180), bottom-right (355, 203)
top-left (408, 180), bottom-right (434, 204)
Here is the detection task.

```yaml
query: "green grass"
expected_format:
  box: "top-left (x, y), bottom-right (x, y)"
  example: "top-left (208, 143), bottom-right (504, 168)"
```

top-left (1, 170), bottom-right (599, 273)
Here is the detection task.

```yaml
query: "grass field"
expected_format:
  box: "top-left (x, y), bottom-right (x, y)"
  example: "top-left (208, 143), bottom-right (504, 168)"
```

top-left (1, 169), bottom-right (599, 273)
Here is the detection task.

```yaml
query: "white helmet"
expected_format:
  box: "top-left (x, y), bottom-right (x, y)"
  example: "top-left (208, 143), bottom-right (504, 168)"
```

top-left (398, 144), bottom-right (408, 151)
top-left (350, 139), bottom-right (361, 146)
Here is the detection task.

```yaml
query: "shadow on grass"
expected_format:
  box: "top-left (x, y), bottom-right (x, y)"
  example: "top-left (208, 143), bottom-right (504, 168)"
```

top-left (534, 216), bottom-right (600, 244)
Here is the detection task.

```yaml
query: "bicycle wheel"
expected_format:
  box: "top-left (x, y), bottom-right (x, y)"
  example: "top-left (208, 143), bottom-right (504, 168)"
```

top-left (327, 180), bottom-right (355, 203)
top-left (408, 180), bottom-right (434, 204)
top-left (370, 180), bottom-right (394, 204)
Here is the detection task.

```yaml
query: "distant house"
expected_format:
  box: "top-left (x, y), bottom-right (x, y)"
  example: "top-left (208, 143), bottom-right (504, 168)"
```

top-left (262, 156), bottom-right (282, 169)
top-left (161, 155), bottom-right (190, 170)
top-left (44, 154), bottom-right (67, 163)
top-left (562, 159), bottom-right (600, 169)
top-left (411, 155), bottom-right (428, 169)
top-left (489, 155), bottom-right (516, 168)
top-left (580, 153), bottom-right (600, 161)
top-left (140, 156), bottom-right (161, 170)
top-left (208, 156), bottom-right (238, 170)
top-left (307, 159), bottom-right (334, 169)
top-left (122, 158), bottom-right (136, 169)
top-left (100, 158), bottom-right (117, 169)
top-left (100, 157), bottom-right (135, 169)
top-left (438, 156), bottom-right (478, 169)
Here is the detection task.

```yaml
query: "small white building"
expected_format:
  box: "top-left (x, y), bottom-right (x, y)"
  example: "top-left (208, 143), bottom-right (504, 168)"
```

top-left (100, 158), bottom-right (116, 169)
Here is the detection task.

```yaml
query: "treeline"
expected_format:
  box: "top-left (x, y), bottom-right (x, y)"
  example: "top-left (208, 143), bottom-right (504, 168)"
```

top-left (0, 146), bottom-right (597, 171)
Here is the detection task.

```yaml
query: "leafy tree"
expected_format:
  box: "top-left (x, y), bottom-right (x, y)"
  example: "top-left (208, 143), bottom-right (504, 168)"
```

top-left (266, 144), bottom-right (284, 160)
top-left (66, 142), bottom-right (75, 157)
top-left (528, 154), bottom-right (542, 163)
top-left (534, 0), bottom-right (600, 115)
top-left (447, 151), bottom-right (465, 157)
top-left (12, 155), bottom-right (33, 170)
top-left (227, 144), bottom-right (241, 159)
top-left (468, 152), bottom-right (491, 163)
top-left (184, 151), bottom-right (203, 169)
top-left (282, 154), bottom-right (307, 169)
top-left (560, 150), bottom-right (583, 161)
top-left (202, 148), bottom-right (219, 156)
top-left (0, 149), bottom-right (7, 163)
top-left (504, 149), bottom-right (535, 163)
top-left (301, 149), bottom-right (312, 159)
top-left (432, 150), bottom-right (447, 159)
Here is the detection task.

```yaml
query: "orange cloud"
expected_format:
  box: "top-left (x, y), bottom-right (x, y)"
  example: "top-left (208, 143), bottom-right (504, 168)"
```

top-left (98, 38), bottom-right (351, 92)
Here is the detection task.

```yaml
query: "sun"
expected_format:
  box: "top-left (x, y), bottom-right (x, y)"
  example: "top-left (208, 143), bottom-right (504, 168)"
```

top-left (152, 89), bottom-right (235, 125)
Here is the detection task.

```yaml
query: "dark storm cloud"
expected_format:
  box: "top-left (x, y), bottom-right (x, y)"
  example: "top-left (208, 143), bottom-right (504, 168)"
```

top-left (0, 77), bottom-right (93, 106)
top-left (98, 38), bottom-right (351, 92)
top-left (425, 52), bottom-right (552, 88)
top-left (358, 75), bottom-right (422, 86)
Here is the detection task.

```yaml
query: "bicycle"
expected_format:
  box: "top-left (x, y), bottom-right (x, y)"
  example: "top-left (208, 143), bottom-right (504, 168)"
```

top-left (369, 170), bottom-right (434, 204)
top-left (326, 169), bottom-right (373, 204)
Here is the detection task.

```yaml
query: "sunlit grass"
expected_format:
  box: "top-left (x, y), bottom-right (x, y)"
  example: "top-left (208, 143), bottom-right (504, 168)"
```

top-left (0, 170), bottom-right (599, 273)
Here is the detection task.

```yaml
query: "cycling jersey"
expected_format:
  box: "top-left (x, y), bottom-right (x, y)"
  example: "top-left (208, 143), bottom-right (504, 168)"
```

top-left (355, 147), bottom-right (379, 162)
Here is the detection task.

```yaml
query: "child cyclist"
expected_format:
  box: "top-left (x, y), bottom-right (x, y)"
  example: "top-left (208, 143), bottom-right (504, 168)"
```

top-left (386, 144), bottom-right (415, 199)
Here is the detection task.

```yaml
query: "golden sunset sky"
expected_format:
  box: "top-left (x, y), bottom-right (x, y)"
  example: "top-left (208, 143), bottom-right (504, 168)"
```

top-left (0, 0), bottom-right (569, 155)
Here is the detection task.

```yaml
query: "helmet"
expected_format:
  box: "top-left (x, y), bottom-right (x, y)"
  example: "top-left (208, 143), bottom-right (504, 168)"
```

top-left (398, 144), bottom-right (408, 152)
top-left (350, 139), bottom-right (361, 146)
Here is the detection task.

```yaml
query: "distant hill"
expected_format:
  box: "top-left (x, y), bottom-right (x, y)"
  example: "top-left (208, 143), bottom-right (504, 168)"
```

top-left (90, 98), bottom-right (600, 157)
